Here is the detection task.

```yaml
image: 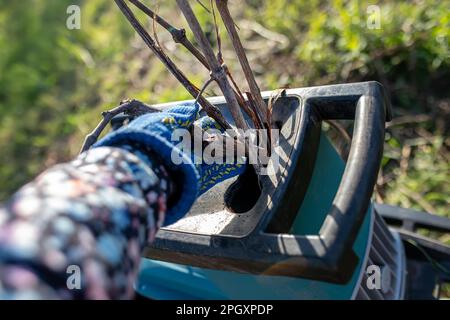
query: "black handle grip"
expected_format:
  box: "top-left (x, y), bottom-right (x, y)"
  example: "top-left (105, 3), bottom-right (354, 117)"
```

top-left (320, 93), bottom-right (386, 261)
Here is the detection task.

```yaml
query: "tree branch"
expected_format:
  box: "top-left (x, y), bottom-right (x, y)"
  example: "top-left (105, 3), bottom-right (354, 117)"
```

top-left (215, 0), bottom-right (267, 124)
top-left (128, 0), bottom-right (210, 69)
top-left (79, 99), bottom-right (159, 154)
top-left (131, 0), bottom-right (260, 128)
top-left (176, 0), bottom-right (248, 130)
top-left (114, 0), bottom-right (230, 129)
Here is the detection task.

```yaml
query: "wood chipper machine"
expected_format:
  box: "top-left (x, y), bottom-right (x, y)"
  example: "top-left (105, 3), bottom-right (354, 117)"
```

top-left (121, 81), bottom-right (449, 300)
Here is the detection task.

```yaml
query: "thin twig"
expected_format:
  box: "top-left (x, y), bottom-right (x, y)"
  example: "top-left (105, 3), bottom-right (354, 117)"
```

top-left (79, 99), bottom-right (159, 154)
top-left (215, 0), bottom-right (267, 124)
top-left (245, 92), bottom-right (264, 129)
top-left (325, 120), bottom-right (352, 145)
top-left (399, 144), bottom-right (412, 175)
top-left (195, 77), bottom-right (215, 105)
top-left (115, 0), bottom-right (230, 129)
top-left (208, 0), bottom-right (260, 129)
top-left (225, 68), bottom-right (262, 129)
top-left (129, 0), bottom-right (210, 69)
top-left (266, 88), bottom-right (288, 153)
top-left (195, 0), bottom-right (211, 13)
top-left (131, 0), bottom-right (257, 127)
top-left (176, 0), bottom-right (248, 130)
top-left (210, 0), bottom-right (223, 62)
top-left (267, 88), bottom-right (286, 127)
top-left (151, 6), bottom-right (162, 49)
top-left (398, 186), bottom-right (437, 214)
top-left (386, 114), bottom-right (432, 128)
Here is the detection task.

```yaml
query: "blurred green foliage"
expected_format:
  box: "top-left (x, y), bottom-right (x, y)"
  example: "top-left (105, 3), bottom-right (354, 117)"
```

top-left (0, 0), bottom-right (135, 196)
top-left (0, 0), bottom-right (448, 231)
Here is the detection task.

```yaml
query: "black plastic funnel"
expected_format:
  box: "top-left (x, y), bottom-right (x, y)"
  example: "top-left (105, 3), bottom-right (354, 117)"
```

top-left (143, 81), bottom-right (392, 284)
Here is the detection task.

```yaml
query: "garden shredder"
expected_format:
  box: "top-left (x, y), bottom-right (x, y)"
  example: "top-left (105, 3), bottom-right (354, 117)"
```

top-left (126, 81), bottom-right (450, 300)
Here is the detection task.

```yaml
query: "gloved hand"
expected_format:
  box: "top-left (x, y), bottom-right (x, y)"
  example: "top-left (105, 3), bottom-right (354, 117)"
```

top-left (193, 116), bottom-right (246, 194)
top-left (93, 103), bottom-right (246, 224)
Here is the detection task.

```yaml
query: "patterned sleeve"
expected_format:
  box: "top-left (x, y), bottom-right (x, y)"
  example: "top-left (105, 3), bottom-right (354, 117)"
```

top-left (0, 143), bottom-right (176, 299)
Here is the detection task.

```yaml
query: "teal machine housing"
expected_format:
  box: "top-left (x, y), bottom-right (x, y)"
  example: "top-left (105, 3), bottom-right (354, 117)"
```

top-left (134, 82), bottom-right (392, 299)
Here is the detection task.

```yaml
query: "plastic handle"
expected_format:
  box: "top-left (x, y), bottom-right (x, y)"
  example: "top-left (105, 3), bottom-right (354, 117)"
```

top-left (319, 92), bottom-right (386, 265)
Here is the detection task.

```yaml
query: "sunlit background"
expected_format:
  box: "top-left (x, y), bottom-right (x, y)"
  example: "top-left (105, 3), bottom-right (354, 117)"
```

top-left (0, 0), bottom-right (448, 245)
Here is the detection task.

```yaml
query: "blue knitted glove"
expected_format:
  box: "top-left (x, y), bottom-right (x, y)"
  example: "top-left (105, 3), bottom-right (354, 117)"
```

top-left (193, 116), bottom-right (246, 195)
top-left (93, 102), bottom-right (246, 224)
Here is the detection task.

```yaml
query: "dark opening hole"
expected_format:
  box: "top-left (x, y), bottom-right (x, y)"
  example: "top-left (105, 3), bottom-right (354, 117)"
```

top-left (224, 165), bottom-right (262, 214)
top-left (274, 120), bottom-right (283, 130)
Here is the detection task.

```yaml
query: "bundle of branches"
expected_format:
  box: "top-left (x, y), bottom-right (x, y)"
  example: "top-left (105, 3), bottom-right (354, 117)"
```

top-left (81, 0), bottom-right (272, 159)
